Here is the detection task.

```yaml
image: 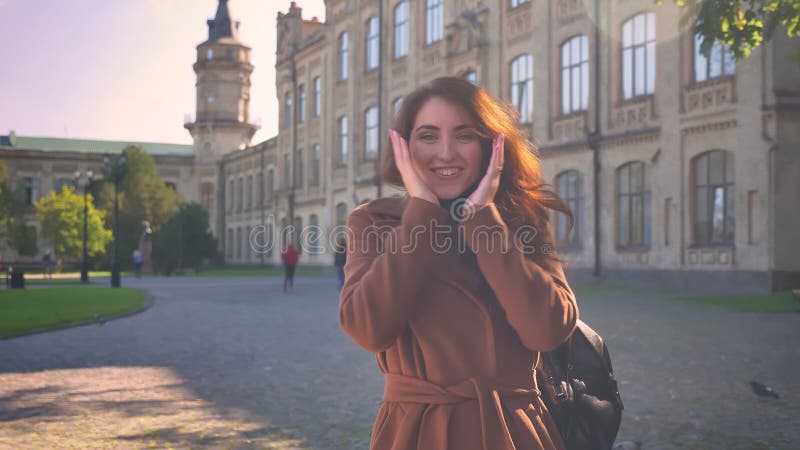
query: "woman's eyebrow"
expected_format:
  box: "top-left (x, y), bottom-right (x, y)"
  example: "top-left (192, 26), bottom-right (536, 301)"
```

top-left (414, 125), bottom-right (440, 133)
top-left (414, 124), bottom-right (476, 133)
top-left (454, 124), bottom-right (477, 132)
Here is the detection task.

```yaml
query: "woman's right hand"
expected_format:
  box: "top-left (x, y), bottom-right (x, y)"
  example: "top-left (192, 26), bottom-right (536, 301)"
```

top-left (388, 129), bottom-right (438, 204)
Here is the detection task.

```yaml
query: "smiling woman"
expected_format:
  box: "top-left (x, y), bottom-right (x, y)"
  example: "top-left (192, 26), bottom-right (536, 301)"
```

top-left (339, 77), bottom-right (579, 450)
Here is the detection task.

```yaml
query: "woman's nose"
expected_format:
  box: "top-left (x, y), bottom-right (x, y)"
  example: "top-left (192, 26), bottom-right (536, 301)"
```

top-left (435, 137), bottom-right (457, 161)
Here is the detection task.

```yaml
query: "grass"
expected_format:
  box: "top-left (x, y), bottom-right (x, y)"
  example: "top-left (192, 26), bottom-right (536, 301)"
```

top-left (673, 291), bottom-right (798, 313)
top-left (0, 287), bottom-right (146, 337)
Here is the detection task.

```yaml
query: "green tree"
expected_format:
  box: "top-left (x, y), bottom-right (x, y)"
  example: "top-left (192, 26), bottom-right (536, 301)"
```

top-left (35, 185), bottom-right (112, 261)
top-left (661, 0), bottom-right (800, 60)
top-left (96, 145), bottom-right (181, 269)
top-left (152, 203), bottom-right (218, 275)
top-left (0, 161), bottom-right (37, 256)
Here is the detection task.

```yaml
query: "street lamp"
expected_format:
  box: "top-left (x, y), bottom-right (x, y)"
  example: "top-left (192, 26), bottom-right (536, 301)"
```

top-left (103, 153), bottom-right (127, 288)
top-left (73, 170), bottom-right (94, 283)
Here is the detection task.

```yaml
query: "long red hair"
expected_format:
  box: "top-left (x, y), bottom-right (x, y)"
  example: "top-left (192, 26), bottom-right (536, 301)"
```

top-left (381, 76), bottom-right (573, 258)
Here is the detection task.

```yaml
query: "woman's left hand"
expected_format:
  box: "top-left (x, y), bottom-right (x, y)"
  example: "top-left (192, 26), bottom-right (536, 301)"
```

top-left (465, 133), bottom-right (505, 214)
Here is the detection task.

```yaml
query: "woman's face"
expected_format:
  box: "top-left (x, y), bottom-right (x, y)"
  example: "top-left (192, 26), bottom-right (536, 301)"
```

top-left (408, 97), bottom-right (484, 201)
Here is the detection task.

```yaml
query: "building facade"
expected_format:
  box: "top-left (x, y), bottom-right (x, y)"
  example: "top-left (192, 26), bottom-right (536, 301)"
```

top-left (3, 0), bottom-right (798, 291)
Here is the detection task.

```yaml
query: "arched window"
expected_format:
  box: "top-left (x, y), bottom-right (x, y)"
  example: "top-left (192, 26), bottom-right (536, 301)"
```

top-left (510, 54), bottom-right (534, 123)
top-left (694, 33), bottom-right (735, 82)
top-left (621, 12), bottom-right (656, 100)
top-left (693, 150), bottom-right (734, 244)
top-left (555, 170), bottom-right (583, 246)
top-left (337, 116), bottom-right (348, 166)
top-left (561, 35), bottom-right (589, 114)
top-left (616, 161), bottom-right (651, 247)
top-left (338, 32), bottom-right (349, 80)
top-left (394, 1), bottom-right (409, 58)
top-left (425, 0), bottom-right (443, 44)
top-left (364, 106), bottom-right (379, 161)
top-left (365, 16), bottom-right (380, 70)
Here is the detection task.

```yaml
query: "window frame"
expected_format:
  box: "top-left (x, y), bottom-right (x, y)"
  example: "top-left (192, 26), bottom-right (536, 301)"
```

top-left (621, 12), bottom-right (656, 101)
top-left (394, 1), bottom-right (409, 59)
top-left (364, 106), bottom-right (379, 161)
top-left (510, 54), bottom-right (534, 123)
top-left (616, 161), bottom-right (651, 249)
top-left (555, 170), bottom-right (584, 247)
top-left (425, 0), bottom-right (443, 45)
top-left (338, 32), bottom-right (349, 81)
top-left (692, 150), bottom-right (735, 246)
top-left (365, 16), bottom-right (380, 71)
top-left (337, 116), bottom-right (349, 166)
top-left (561, 35), bottom-right (590, 115)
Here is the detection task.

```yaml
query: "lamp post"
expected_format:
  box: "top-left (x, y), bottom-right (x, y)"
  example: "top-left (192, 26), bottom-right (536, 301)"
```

top-left (103, 153), bottom-right (127, 288)
top-left (73, 170), bottom-right (94, 283)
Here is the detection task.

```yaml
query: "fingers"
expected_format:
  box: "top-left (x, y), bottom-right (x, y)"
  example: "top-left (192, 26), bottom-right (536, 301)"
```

top-left (493, 133), bottom-right (505, 173)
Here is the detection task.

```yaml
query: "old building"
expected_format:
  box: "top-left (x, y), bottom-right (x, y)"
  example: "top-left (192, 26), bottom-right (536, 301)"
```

top-left (3, 0), bottom-right (798, 291)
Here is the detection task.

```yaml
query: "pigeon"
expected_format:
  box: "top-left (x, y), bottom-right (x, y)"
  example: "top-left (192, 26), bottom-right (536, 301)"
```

top-left (750, 381), bottom-right (779, 399)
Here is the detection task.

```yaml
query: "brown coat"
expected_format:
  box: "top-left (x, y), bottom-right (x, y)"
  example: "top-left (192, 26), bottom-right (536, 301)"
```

top-left (339, 196), bottom-right (579, 450)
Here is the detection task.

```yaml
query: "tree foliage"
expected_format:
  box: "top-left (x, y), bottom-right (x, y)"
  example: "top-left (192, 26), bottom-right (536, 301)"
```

top-left (661, 0), bottom-right (800, 60)
top-left (95, 145), bottom-right (181, 269)
top-left (152, 203), bottom-right (218, 275)
top-left (0, 161), bottom-right (37, 256)
top-left (35, 185), bottom-right (112, 260)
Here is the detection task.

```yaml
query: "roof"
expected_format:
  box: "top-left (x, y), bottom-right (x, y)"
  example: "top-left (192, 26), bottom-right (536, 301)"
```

top-left (0, 133), bottom-right (194, 157)
top-left (204, 0), bottom-right (242, 45)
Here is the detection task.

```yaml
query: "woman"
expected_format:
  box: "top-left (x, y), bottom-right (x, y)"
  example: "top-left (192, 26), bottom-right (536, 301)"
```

top-left (280, 243), bottom-right (299, 292)
top-left (339, 77), bottom-right (578, 450)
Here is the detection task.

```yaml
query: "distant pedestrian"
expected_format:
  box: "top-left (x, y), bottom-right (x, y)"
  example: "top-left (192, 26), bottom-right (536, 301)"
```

top-left (281, 243), bottom-right (299, 292)
top-left (133, 250), bottom-right (143, 278)
top-left (42, 249), bottom-right (53, 279)
top-left (334, 236), bottom-right (347, 289)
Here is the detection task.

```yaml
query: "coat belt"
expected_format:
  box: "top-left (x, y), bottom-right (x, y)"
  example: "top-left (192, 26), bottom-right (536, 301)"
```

top-left (383, 373), bottom-right (542, 450)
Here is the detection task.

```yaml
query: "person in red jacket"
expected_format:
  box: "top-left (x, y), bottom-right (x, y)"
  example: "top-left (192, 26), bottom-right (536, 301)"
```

top-left (280, 243), bottom-right (299, 292)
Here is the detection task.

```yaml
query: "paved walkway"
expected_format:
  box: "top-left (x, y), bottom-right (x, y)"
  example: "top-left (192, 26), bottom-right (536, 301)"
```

top-left (0, 276), bottom-right (798, 449)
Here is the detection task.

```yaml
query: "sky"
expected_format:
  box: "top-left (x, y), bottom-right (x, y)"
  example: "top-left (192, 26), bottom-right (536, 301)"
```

top-left (0, 0), bottom-right (327, 145)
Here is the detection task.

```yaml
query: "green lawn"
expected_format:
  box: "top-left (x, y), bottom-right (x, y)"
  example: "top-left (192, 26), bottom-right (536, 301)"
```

top-left (0, 287), bottom-right (145, 337)
top-left (673, 291), bottom-right (798, 313)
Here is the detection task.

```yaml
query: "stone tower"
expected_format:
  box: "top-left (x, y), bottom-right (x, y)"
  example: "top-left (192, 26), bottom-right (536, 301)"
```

top-left (185, 0), bottom-right (259, 162)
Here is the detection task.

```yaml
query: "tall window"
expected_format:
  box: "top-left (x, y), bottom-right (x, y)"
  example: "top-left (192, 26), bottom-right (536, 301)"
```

top-left (366, 16), bottom-right (380, 70)
top-left (267, 168), bottom-right (274, 202)
top-left (464, 70), bottom-right (478, 85)
top-left (283, 92), bottom-right (292, 128)
top-left (364, 106), bottom-right (379, 161)
top-left (21, 177), bottom-right (38, 205)
top-left (562, 35), bottom-right (589, 114)
top-left (283, 154), bottom-right (291, 189)
top-left (297, 84), bottom-right (306, 123)
top-left (426, 0), bottom-right (443, 44)
top-left (237, 178), bottom-right (243, 212)
top-left (236, 227), bottom-right (242, 259)
top-left (617, 161), bottom-right (651, 247)
top-left (296, 149), bottom-right (305, 188)
top-left (338, 32), bottom-right (349, 81)
top-left (337, 116), bottom-right (348, 166)
top-left (201, 182), bottom-right (214, 210)
top-left (392, 97), bottom-right (404, 116)
top-left (694, 33), bottom-right (735, 82)
top-left (228, 179), bottom-right (234, 212)
top-left (246, 175), bottom-right (252, 210)
top-left (394, 1), bottom-right (409, 58)
top-left (693, 150), bottom-right (734, 244)
top-left (556, 170), bottom-right (583, 245)
top-left (308, 214), bottom-right (321, 254)
top-left (622, 12), bottom-right (656, 100)
top-left (336, 202), bottom-right (348, 227)
top-left (510, 54), bottom-right (534, 123)
top-left (313, 76), bottom-right (321, 117)
top-left (311, 144), bottom-right (321, 186)
top-left (257, 172), bottom-right (264, 206)
top-left (227, 229), bottom-right (233, 258)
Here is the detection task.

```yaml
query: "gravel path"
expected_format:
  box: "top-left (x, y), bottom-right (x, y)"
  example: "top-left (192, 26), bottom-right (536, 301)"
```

top-left (1, 277), bottom-right (798, 449)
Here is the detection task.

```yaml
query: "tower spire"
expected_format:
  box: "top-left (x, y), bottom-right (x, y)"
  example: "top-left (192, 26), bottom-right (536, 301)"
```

top-left (207, 0), bottom-right (239, 42)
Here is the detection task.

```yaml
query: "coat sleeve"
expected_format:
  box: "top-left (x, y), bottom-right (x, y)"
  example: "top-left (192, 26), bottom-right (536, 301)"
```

top-left (339, 197), bottom-right (450, 352)
top-left (458, 203), bottom-right (579, 352)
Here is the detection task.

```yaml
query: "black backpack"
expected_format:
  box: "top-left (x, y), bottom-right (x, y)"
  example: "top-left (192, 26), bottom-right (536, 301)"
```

top-left (536, 320), bottom-right (624, 450)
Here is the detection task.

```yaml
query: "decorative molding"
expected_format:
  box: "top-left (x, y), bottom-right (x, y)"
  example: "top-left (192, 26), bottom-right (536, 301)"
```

top-left (680, 119), bottom-right (738, 136)
top-left (552, 112), bottom-right (588, 142)
top-left (610, 96), bottom-right (655, 130)
top-left (683, 78), bottom-right (735, 114)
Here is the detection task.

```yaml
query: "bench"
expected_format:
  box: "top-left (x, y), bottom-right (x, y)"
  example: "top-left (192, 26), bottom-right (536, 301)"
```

top-left (1, 261), bottom-right (47, 289)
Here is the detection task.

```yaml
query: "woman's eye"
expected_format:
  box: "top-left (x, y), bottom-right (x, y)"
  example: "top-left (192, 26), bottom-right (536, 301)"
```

top-left (419, 134), bottom-right (437, 142)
